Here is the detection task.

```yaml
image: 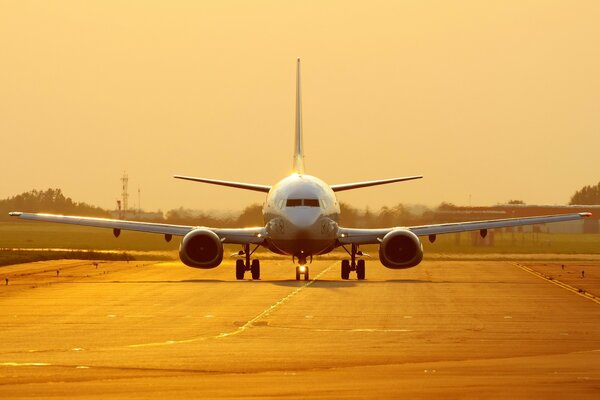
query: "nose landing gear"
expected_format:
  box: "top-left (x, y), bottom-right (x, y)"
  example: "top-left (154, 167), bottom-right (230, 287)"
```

top-left (293, 254), bottom-right (310, 281)
top-left (295, 265), bottom-right (309, 281)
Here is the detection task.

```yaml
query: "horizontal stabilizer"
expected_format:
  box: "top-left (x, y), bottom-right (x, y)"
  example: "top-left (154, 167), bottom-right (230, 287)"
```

top-left (174, 175), bottom-right (271, 193)
top-left (330, 176), bottom-right (423, 192)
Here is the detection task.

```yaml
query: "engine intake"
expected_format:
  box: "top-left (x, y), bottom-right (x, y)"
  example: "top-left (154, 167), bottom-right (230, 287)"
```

top-left (379, 229), bottom-right (423, 269)
top-left (179, 229), bottom-right (223, 269)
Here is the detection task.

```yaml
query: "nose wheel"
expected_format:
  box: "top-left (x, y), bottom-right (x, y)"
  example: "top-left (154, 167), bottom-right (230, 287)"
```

top-left (295, 266), bottom-right (309, 281)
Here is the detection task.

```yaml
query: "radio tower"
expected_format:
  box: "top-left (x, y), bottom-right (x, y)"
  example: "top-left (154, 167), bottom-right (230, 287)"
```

top-left (121, 172), bottom-right (129, 212)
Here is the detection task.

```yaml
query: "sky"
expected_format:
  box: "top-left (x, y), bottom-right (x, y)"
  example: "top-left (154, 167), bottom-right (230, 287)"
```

top-left (1, 1), bottom-right (599, 213)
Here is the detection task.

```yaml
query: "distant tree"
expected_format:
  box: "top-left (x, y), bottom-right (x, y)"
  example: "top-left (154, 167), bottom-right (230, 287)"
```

top-left (569, 181), bottom-right (600, 205)
top-left (236, 204), bottom-right (263, 227)
top-left (339, 202), bottom-right (360, 226)
top-left (0, 188), bottom-right (110, 221)
top-left (375, 204), bottom-right (408, 227)
top-left (437, 202), bottom-right (457, 210)
top-left (507, 200), bottom-right (525, 205)
top-left (165, 207), bottom-right (233, 227)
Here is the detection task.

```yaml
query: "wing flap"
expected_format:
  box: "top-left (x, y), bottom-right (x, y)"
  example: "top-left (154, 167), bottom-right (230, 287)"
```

top-left (10, 212), bottom-right (193, 236)
top-left (338, 212), bottom-right (591, 245)
top-left (410, 212), bottom-right (591, 236)
top-left (9, 212), bottom-right (268, 245)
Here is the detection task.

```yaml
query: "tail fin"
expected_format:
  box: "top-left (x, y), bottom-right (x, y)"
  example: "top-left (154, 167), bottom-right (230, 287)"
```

top-left (293, 58), bottom-right (305, 174)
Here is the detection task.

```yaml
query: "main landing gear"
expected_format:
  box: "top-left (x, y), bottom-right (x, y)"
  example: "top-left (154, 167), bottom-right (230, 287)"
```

top-left (341, 244), bottom-right (366, 280)
top-left (236, 244), bottom-right (260, 280)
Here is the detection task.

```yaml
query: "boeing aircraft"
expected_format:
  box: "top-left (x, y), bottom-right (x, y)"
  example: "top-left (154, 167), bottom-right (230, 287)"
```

top-left (10, 59), bottom-right (591, 281)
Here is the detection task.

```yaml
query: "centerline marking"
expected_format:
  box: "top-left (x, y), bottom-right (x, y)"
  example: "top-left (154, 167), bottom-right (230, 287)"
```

top-left (128, 263), bottom-right (335, 348)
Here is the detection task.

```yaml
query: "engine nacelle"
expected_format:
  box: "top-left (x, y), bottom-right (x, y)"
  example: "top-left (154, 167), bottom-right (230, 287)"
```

top-left (179, 229), bottom-right (223, 269)
top-left (379, 229), bottom-right (423, 269)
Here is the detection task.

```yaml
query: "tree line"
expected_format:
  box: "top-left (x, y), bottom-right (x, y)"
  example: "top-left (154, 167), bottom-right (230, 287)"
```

top-left (0, 189), bottom-right (109, 221)
top-left (2, 182), bottom-right (598, 226)
top-left (570, 181), bottom-right (600, 205)
top-left (0, 188), bottom-right (429, 227)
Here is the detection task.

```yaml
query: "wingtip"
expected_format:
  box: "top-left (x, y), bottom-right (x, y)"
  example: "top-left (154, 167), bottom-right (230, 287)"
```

top-left (9, 212), bottom-right (22, 217)
top-left (580, 212), bottom-right (592, 217)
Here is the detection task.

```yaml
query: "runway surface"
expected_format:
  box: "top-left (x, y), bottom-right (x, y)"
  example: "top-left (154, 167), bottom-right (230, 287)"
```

top-left (0, 258), bottom-right (599, 399)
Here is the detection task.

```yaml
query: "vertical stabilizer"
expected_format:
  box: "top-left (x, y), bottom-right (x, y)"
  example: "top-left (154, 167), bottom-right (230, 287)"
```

top-left (293, 58), bottom-right (305, 174)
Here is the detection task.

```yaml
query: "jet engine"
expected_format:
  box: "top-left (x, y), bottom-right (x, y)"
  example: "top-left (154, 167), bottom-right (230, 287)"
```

top-left (378, 229), bottom-right (423, 269)
top-left (179, 229), bottom-right (223, 268)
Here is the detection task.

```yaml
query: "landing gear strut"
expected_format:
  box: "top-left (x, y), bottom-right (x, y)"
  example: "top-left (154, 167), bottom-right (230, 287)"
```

top-left (341, 244), bottom-right (366, 280)
top-left (236, 244), bottom-right (260, 280)
top-left (295, 265), bottom-right (309, 281)
top-left (294, 254), bottom-right (310, 281)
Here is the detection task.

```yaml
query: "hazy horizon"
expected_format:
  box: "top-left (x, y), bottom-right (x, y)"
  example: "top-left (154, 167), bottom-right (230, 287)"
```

top-left (1, 1), bottom-right (598, 213)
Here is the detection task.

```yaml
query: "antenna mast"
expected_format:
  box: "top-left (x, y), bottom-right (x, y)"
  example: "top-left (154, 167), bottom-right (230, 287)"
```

top-left (121, 172), bottom-right (129, 212)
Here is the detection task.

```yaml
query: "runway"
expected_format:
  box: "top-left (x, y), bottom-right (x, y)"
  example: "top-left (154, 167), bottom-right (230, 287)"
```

top-left (0, 258), bottom-right (599, 398)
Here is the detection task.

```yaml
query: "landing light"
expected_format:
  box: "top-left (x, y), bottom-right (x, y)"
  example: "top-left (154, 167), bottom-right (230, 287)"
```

top-left (299, 265), bottom-right (307, 273)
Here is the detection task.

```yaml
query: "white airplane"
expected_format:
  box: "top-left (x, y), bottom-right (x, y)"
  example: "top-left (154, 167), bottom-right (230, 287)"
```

top-left (10, 59), bottom-right (591, 281)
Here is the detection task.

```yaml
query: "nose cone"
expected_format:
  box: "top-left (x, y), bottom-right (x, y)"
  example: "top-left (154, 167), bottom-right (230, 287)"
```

top-left (287, 208), bottom-right (320, 228)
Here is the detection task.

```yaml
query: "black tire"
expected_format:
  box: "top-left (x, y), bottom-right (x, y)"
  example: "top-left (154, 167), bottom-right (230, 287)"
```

top-left (236, 259), bottom-right (245, 280)
top-left (304, 267), bottom-right (309, 281)
top-left (295, 266), bottom-right (300, 281)
top-left (341, 260), bottom-right (350, 280)
top-left (251, 259), bottom-right (260, 280)
top-left (356, 259), bottom-right (366, 280)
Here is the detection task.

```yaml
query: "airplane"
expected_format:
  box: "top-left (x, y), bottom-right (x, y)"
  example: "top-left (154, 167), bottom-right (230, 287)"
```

top-left (9, 59), bottom-right (591, 281)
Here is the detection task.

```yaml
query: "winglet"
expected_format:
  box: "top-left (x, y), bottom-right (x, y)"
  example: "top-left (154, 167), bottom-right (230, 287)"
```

top-left (293, 58), bottom-right (305, 174)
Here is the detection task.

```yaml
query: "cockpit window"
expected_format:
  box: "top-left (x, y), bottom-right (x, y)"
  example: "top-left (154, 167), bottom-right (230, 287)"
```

top-left (303, 199), bottom-right (320, 207)
top-left (286, 199), bottom-right (303, 207)
top-left (286, 198), bottom-right (320, 207)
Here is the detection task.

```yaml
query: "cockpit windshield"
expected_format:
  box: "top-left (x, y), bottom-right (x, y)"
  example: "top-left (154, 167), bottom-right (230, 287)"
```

top-left (286, 198), bottom-right (320, 207)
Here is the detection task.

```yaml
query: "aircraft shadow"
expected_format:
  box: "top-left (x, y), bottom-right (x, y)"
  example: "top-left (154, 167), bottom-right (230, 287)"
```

top-left (95, 279), bottom-right (442, 286)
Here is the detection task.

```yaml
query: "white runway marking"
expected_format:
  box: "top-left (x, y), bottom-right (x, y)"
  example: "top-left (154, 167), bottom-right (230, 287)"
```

top-left (0, 362), bottom-right (51, 367)
top-left (314, 328), bottom-right (412, 333)
top-left (514, 263), bottom-right (600, 305)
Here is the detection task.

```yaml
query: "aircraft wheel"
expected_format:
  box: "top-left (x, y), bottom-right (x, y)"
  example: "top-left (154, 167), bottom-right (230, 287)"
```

top-left (236, 259), bottom-right (245, 280)
top-left (304, 267), bottom-right (309, 281)
top-left (356, 259), bottom-right (366, 280)
top-left (251, 259), bottom-right (260, 280)
top-left (341, 260), bottom-right (350, 280)
top-left (295, 266), bottom-right (300, 281)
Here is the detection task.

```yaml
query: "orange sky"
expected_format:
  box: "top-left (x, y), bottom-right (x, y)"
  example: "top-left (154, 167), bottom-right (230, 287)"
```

top-left (1, 1), bottom-right (599, 213)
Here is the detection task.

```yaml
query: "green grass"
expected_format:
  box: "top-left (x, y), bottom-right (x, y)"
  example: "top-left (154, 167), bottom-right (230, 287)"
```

top-left (0, 249), bottom-right (148, 267)
top-left (422, 231), bottom-right (600, 254)
top-left (1, 221), bottom-right (179, 251)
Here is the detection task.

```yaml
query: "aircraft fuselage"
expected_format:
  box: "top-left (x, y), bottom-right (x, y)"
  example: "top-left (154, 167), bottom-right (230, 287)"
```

top-left (263, 174), bottom-right (340, 263)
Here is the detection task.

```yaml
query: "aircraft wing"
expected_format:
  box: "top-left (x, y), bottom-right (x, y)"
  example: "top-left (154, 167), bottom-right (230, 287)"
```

top-left (337, 212), bottom-right (591, 244)
top-left (8, 212), bottom-right (266, 245)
